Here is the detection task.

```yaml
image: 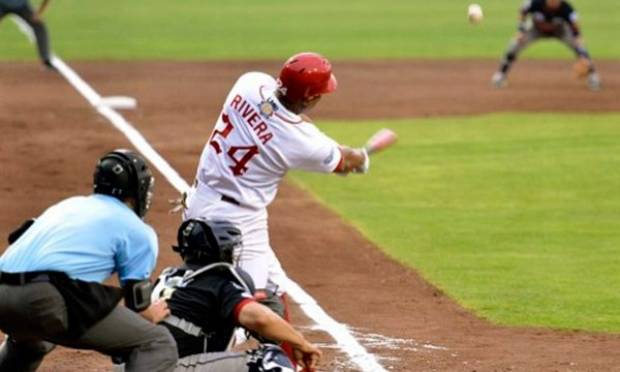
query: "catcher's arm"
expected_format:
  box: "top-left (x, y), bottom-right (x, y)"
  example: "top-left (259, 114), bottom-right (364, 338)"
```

top-left (239, 301), bottom-right (322, 370)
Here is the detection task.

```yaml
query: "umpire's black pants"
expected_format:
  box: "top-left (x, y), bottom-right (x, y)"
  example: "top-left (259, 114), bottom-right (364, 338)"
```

top-left (0, 2), bottom-right (51, 64)
top-left (0, 282), bottom-right (178, 372)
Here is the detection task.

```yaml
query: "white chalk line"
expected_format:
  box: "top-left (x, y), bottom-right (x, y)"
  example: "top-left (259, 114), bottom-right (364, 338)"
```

top-left (13, 18), bottom-right (387, 372)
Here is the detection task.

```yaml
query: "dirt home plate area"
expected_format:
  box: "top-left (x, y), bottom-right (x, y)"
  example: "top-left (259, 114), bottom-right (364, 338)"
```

top-left (1, 60), bottom-right (620, 371)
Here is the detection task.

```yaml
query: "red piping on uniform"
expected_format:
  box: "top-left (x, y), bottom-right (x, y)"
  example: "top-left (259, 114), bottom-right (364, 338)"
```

top-left (233, 298), bottom-right (255, 324)
top-left (333, 147), bottom-right (345, 173)
top-left (259, 85), bottom-right (303, 125)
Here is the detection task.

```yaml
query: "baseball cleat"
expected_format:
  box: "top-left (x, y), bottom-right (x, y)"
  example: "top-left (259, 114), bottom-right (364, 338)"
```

top-left (491, 72), bottom-right (507, 88)
top-left (587, 72), bottom-right (601, 91)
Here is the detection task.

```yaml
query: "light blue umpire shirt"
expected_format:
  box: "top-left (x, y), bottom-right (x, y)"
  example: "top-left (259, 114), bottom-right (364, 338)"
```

top-left (0, 194), bottom-right (158, 285)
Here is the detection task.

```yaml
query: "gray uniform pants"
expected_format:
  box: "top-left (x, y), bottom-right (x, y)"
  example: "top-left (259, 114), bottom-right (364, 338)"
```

top-left (0, 2), bottom-right (51, 63)
top-left (0, 282), bottom-right (178, 372)
top-left (173, 352), bottom-right (249, 372)
top-left (499, 23), bottom-right (591, 75)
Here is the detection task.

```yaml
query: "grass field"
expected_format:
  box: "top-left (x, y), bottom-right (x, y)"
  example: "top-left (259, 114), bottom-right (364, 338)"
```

top-left (1, 0), bottom-right (619, 60)
top-left (2, 0), bottom-right (620, 334)
top-left (291, 113), bottom-right (620, 332)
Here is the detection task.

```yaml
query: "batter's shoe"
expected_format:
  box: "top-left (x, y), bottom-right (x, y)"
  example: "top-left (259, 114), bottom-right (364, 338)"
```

top-left (587, 72), bottom-right (601, 91)
top-left (491, 72), bottom-right (507, 88)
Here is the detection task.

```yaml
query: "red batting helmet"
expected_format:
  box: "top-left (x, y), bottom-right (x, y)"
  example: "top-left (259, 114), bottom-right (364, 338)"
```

top-left (277, 52), bottom-right (337, 102)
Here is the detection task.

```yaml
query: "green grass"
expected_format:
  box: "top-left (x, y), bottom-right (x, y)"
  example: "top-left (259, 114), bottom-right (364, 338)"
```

top-left (290, 113), bottom-right (620, 332)
top-left (1, 0), bottom-right (619, 60)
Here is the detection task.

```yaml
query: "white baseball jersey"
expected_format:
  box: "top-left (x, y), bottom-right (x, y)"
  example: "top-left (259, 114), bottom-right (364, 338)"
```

top-left (194, 72), bottom-right (343, 210)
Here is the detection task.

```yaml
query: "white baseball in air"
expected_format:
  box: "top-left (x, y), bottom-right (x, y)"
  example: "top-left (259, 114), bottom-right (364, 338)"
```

top-left (468, 3), bottom-right (484, 24)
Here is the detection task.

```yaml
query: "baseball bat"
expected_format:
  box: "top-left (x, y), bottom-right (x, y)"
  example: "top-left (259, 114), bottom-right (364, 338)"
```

top-left (364, 128), bottom-right (397, 155)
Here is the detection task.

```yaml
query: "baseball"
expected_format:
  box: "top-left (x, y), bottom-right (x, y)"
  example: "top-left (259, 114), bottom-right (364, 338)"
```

top-left (468, 4), bottom-right (484, 24)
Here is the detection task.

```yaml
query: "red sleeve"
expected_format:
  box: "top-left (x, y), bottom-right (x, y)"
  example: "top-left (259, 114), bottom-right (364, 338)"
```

top-left (233, 298), bottom-right (256, 324)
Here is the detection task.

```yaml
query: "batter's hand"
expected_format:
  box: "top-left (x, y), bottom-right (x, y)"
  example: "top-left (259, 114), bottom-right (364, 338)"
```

top-left (293, 342), bottom-right (322, 371)
top-left (352, 148), bottom-right (370, 173)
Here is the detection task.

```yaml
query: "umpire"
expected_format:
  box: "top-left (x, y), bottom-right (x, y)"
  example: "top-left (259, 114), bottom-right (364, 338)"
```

top-left (492, 0), bottom-right (601, 90)
top-left (0, 0), bottom-right (53, 68)
top-left (0, 149), bottom-right (178, 372)
top-left (146, 219), bottom-right (321, 372)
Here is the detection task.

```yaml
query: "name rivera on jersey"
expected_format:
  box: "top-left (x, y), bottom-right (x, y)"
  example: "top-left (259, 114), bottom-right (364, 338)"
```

top-left (230, 94), bottom-right (274, 145)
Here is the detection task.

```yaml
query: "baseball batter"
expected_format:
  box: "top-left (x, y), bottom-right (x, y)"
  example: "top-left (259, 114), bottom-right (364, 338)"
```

top-left (183, 52), bottom-right (368, 300)
top-left (0, 0), bottom-right (53, 68)
top-left (492, 0), bottom-right (601, 90)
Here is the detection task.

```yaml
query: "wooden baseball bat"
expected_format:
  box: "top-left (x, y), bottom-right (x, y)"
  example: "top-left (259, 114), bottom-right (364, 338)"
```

top-left (364, 128), bottom-right (397, 155)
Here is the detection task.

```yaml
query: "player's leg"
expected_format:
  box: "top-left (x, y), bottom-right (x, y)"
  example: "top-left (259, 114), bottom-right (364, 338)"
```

top-left (56, 306), bottom-right (178, 372)
top-left (492, 27), bottom-right (539, 87)
top-left (558, 24), bottom-right (600, 90)
top-left (234, 212), bottom-right (272, 291)
top-left (174, 351), bottom-right (249, 372)
top-left (173, 345), bottom-right (294, 372)
top-left (0, 336), bottom-right (55, 372)
top-left (13, 3), bottom-right (52, 68)
top-left (0, 282), bottom-right (66, 372)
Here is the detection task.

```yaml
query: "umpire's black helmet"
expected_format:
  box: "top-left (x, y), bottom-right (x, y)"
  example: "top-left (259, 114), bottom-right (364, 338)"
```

top-left (93, 149), bottom-right (154, 218)
top-left (173, 219), bottom-right (242, 265)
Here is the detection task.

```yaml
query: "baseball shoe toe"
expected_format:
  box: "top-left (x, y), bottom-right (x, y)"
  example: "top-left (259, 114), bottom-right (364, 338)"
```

top-left (587, 72), bottom-right (601, 91)
top-left (491, 72), bottom-right (507, 88)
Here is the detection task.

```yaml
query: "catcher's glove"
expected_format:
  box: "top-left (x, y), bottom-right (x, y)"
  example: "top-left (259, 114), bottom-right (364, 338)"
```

top-left (573, 57), bottom-right (591, 79)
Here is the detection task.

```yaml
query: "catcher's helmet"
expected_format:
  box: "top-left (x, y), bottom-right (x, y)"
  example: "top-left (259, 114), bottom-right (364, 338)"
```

top-left (173, 219), bottom-right (242, 265)
top-left (93, 149), bottom-right (154, 218)
top-left (277, 52), bottom-right (337, 102)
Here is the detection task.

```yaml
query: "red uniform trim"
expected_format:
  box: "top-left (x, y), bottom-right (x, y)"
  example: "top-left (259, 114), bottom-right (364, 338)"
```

top-left (233, 298), bottom-right (255, 324)
top-left (333, 147), bottom-right (345, 173)
top-left (259, 85), bottom-right (303, 125)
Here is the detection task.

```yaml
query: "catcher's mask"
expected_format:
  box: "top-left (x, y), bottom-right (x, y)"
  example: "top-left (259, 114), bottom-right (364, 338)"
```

top-left (93, 149), bottom-right (154, 218)
top-left (173, 219), bottom-right (242, 265)
top-left (277, 52), bottom-right (337, 103)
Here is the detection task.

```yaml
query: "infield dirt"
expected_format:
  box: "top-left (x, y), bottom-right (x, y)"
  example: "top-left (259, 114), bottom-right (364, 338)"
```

top-left (1, 60), bottom-right (620, 371)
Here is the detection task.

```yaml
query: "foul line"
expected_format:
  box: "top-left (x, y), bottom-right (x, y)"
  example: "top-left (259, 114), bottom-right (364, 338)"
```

top-left (13, 17), bottom-right (386, 371)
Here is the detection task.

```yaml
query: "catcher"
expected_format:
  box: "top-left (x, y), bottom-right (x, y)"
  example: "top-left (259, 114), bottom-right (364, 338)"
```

top-left (112, 219), bottom-right (321, 371)
top-left (492, 0), bottom-right (601, 90)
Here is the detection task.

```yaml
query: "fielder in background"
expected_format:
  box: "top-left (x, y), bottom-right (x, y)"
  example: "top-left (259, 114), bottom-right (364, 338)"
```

top-left (0, 149), bottom-right (177, 372)
top-left (145, 219), bottom-right (321, 372)
top-left (492, 0), bottom-right (601, 90)
top-left (182, 52), bottom-right (368, 319)
top-left (0, 0), bottom-right (53, 68)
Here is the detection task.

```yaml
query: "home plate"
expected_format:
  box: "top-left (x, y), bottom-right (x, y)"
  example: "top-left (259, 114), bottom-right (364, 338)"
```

top-left (98, 96), bottom-right (137, 110)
